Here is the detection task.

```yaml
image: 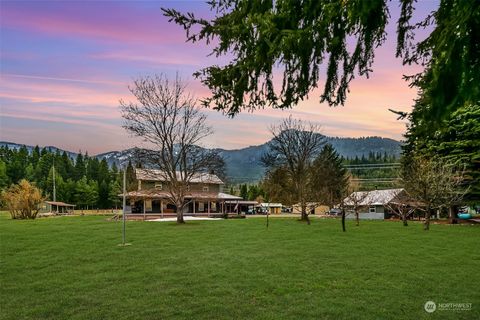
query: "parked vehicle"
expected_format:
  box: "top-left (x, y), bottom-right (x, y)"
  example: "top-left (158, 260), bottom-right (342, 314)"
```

top-left (327, 208), bottom-right (342, 216)
top-left (255, 207), bottom-right (269, 215)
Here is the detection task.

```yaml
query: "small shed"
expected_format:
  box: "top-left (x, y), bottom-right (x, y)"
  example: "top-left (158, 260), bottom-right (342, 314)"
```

top-left (257, 203), bottom-right (283, 214)
top-left (39, 201), bottom-right (76, 214)
top-left (292, 203), bottom-right (330, 215)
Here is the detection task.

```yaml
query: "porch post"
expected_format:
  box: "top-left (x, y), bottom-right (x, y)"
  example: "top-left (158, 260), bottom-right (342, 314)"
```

top-left (193, 199), bottom-right (196, 215)
top-left (208, 201), bottom-right (211, 216)
top-left (143, 198), bottom-right (146, 221)
top-left (160, 199), bottom-right (163, 218)
top-left (236, 200), bottom-right (239, 214)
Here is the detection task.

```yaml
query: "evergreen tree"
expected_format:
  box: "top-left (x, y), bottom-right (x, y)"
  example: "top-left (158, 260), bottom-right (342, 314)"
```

top-left (98, 180), bottom-right (110, 208)
top-left (86, 156), bottom-right (100, 182)
top-left (45, 166), bottom-right (66, 201)
top-left (247, 185), bottom-right (260, 201)
top-left (0, 160), bottom-right (10, 189)
top-left (25, 164), bottom-right (35, 182)
top-left (423, 103), bottom-right (480, 202)
top-left (111, 162), bottom-right (119, 181)
top-left (125, 161), bottom-right (137, 191)
top-left (75, 176), bottom-right (90, 209)
top-left (311, 144), bottom-right (349, 208)
top-left (98, 159), bottom-right (110, 184)
top-left (34, 152), bottom-right (54, 189)
top-left (108, 180), bottom-right (122, 209)
top-left (87, 180), bottom-right (99, 209)
top-left (400, 1), bottom-right (479, 202)
top-left (261, 166), bottom-right (295, 205)
top-left (31, 146), bottom-right (40, 167)
top-left (74, 153), bottom-right (85, 181)
top-left (61, 151), bottom-right (74, 181)
top-left (163, 0), bottom-right (390, 114)
top-left (240, 184), bottom-right (248, 200)
top-left (63, 179), bottom-right (77, 204)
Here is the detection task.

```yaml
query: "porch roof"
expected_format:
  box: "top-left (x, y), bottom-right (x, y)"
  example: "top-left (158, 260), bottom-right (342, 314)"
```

top-left (136, 168), bottom-right (224, 185)
top-left (45, 201), bottom-right (76, 207)
top-left (120, 190), bottom-right (241, 201)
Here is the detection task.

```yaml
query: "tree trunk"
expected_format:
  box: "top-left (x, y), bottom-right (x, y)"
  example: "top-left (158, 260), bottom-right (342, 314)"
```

top-left (341, 209), bottom-right (346, 232)
top-left (176, 201), bottom-right (185, 224)
top-left (423, 209), bottom-right (431, 231)
top-left (448, 206), bottom-right (457, 224)
top-left (355, 209), bottom-right (359, 226)
top-left (300, 205), bottom-right (310, 225)
top-left (402, 214), bottom-right (408, 226)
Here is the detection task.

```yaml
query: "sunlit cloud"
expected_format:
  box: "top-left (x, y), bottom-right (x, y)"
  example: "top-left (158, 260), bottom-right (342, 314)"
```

top-left (0, 0), bottom-right (436, 153)
top-left (1, 2), bottom-right (182, 45)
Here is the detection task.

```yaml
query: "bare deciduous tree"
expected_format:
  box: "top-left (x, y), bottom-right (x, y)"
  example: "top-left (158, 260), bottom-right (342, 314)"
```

top-left (342, 178), bottom-right (371, 227)
top-left (338, 178), bottom-right (372, 232)
top-left (120, 74), bottom-right (223, 224)
top-left (402, 157), bottom-right (467, 230)
top-left (262, 116), bottom-right (325, 224)
top-left (383, 189), bottom-right (420, 227)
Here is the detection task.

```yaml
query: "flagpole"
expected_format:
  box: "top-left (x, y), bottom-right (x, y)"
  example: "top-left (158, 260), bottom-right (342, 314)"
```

top-left (122, 166), bottom-right (126, 245)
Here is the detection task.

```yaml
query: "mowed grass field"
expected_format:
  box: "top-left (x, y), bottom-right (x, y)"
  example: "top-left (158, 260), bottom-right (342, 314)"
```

top-left (1, 213), bottom-right (479, 320)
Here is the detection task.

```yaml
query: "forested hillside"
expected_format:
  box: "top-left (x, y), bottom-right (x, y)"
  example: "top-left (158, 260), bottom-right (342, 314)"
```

top-left (0, 145), bottom-right (137, 209)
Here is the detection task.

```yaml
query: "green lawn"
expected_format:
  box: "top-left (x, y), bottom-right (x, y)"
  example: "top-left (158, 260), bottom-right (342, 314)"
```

top-left (1, 213), bottom-right (479, 320)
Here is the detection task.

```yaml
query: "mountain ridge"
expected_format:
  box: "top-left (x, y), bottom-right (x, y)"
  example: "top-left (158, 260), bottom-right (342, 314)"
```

top-left (1, 136), bottom-right (402, 183)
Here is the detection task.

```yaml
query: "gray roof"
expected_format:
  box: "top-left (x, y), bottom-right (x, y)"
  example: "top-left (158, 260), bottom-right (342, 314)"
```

top-left (136, 168), bottom-right (223, 185)
top-left (217, 192), bottom-right (242, 200)
top-left (344, 188), bottom-right (404, 206)
top-left (257, 202), bottom-right (283, 208)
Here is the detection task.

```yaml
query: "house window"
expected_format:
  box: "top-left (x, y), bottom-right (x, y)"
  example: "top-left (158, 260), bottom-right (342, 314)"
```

top-left (155, 182), bottom-right (162, 190)
top-left (369, 206), bottom-right (376, 213)
top-left (203, 186), bottom-right (209, 192)
top-left (186, 185), bottom-right (190, 191)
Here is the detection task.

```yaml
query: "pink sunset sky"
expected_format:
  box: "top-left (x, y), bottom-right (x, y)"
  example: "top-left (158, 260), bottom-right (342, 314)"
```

top-left (0, 1), bottom-right (438, 154)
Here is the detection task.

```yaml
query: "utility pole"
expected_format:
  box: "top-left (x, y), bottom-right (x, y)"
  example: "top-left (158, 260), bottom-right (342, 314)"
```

top-left (53, 159), bottom-right (56, 202)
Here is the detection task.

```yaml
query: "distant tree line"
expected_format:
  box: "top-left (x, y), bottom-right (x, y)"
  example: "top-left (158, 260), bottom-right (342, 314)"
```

top-left (0, 145), bottom-right (137, 209)
top-left (343, 151), bottom-right (398, 165)
top-left (343, 152), bottom-right (400, 190)
top-left (230, 184), bottom-right (267, 202)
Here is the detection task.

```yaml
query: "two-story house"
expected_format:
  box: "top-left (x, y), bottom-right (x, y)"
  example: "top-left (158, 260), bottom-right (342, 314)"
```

top-left (123, 168), bottom-right (243, 218)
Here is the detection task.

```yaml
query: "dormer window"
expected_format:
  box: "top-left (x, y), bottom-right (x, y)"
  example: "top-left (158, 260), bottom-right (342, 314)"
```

top-left (155, 182), bottom-right (163, 190)
top-left (203, 186), bottom-right (209, 192)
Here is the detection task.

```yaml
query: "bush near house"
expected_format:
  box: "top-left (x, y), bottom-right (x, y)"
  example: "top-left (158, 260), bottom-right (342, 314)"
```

top-left (1, 179), bottom-right (43, 219)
